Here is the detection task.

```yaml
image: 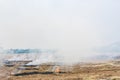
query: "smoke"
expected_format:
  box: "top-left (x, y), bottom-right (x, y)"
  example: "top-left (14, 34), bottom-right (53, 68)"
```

top-left (0, 0), bottom-right (120, 65)
top-left (0, 49), bottom-right (62, 66)
top-left (1, 43), bottom-right (120, 66)
top-left (0, 49), bottom-right (95, 66)
top-left (0, 53), bottom-right (11, 66)
top-left (26, 53), bottom-right (57, 65)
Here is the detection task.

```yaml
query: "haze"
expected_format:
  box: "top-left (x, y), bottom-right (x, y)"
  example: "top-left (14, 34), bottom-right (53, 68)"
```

top-left (0, 0), bottom-right (120, 62)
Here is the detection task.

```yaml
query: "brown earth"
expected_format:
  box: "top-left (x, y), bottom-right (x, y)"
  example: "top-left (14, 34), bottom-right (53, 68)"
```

top-left (1, 61), bottom-right (120, 80)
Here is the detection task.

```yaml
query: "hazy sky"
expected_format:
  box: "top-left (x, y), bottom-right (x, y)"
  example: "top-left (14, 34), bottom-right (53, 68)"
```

top-left (0, 0), bottom-right (120, 58)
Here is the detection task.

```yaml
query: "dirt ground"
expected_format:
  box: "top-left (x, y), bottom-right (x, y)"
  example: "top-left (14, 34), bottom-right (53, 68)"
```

top-left (1, 61), bottom-right (120, 80)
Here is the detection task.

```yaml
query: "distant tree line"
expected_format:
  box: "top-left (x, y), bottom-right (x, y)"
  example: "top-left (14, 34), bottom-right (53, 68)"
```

top-left (5, 49), bottom-right (56, 54)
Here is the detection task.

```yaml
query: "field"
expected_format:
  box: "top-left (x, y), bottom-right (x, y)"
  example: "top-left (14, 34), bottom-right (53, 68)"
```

top-left (1, 61), bottom-right (120, 80)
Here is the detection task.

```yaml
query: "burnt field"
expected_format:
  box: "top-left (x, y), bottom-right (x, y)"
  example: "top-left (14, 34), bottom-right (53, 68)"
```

top-left (1, 61), bottom-right (120, 80)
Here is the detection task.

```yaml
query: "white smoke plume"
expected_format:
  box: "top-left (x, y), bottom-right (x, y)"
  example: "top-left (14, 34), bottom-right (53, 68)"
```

top-left (0, 0), bottom-right (120, 65)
